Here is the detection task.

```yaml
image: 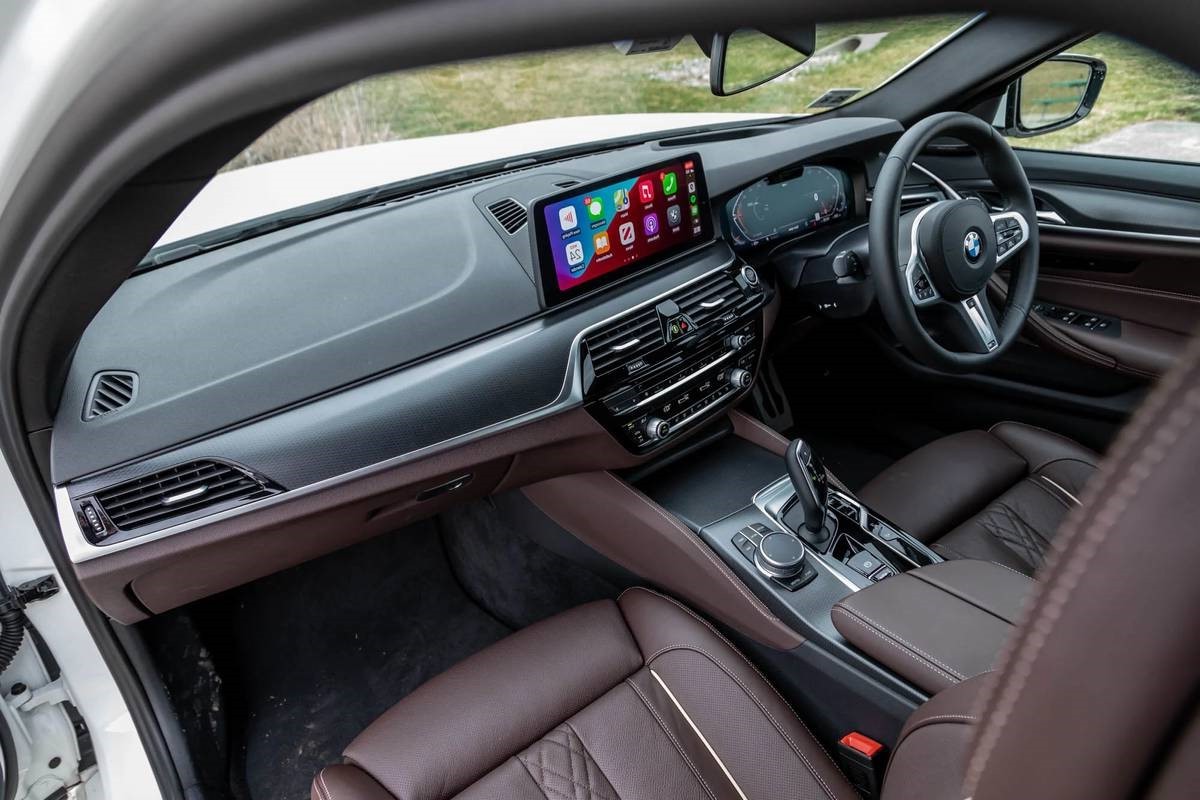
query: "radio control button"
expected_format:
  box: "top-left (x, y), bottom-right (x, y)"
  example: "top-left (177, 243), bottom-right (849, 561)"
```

top-left (644, 417), bottom-right (670, 441)
top-left (726, 333), bottom-right (751, 350)
top-left (729, 368), bottom-right (753, 389)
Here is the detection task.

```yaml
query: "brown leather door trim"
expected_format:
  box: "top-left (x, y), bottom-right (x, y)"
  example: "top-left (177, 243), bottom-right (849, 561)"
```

top-left (522, 470), bottom-right (803, 651)
top-left (988, 274), bottom-right (1167, 379)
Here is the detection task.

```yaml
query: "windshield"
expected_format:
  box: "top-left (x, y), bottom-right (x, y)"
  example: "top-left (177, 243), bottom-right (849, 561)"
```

top-left (156, 15), bottom-right (973, 249)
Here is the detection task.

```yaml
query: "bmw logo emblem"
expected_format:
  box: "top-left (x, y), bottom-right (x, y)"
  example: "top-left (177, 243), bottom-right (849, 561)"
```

top-left (963, 230), bottom-right (984, 263)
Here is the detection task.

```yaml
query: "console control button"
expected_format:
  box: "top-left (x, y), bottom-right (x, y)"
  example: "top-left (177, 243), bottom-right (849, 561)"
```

top-left (869, 565), bottom-right (896, 582)
top-left (729, 368), bottom-right (753, 389)
top-left (847, 550), bottom-right (885, 578)
top-left (732, 532), bottom-right (757, 561)
top-left (643, 417), bottom-right (670, 441)
top-left (740, 265), bottom-right (760, 286)
top-left (754, 532), bottom-right (807, 579)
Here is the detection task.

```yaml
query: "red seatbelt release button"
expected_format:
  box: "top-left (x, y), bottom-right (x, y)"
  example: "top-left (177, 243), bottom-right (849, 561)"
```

top-left (837, 732), bottom-right (886, 798)
top-left (839, 731), bottom-right (884, 758)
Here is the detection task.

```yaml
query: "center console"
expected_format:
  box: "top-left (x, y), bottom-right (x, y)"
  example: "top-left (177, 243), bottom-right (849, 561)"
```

top-left (626, 425), bottom-right (1033, 750)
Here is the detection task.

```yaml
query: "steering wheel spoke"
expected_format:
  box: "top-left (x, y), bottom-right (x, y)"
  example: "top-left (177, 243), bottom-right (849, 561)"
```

top-left (951, 292), bottom-right (1000, 353)
top-left (902, 205), bottom-right (942, 307)
top-left (990, 210), bottom-right (1031, 266)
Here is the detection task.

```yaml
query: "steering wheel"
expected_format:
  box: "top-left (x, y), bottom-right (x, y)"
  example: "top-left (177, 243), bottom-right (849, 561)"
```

top-left (869, 112), bottom-right (1039, 372)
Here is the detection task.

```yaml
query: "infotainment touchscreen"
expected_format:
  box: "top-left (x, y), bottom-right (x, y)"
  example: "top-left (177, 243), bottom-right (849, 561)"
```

top-left (531, 153), bottom-right (713, 307)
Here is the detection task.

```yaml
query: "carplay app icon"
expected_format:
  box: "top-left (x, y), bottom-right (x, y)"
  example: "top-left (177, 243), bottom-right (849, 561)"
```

top-left (619, 221), bottom-right (636, 246)
top-left (558, 205), bottom-right (578, 231)
top-left (565, 240), bottom-right (584, 268)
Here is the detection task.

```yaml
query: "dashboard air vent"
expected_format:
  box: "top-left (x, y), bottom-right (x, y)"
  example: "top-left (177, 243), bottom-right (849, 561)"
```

top-left (93, 459), bottom-right (279, 531)
top-left (676, 272), bottom-right (749, 328)
top-left (84, 371), bottom-right (138, 420)
top-left (554, 179), bottom-right (580, 188)
top-left (584, 308), bottom-right (665, 375)
top-left (486, 197), bottom-right (528, 234)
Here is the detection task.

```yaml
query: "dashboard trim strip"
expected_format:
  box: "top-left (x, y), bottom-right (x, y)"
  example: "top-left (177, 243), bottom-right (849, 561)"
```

top-left (56, 255), bottom-right (740, 563)
top-left (634, 350), bottom-right (736, 410)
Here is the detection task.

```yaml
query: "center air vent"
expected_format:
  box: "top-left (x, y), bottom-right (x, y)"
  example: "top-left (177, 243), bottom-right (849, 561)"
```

top-left (675, 271), bottom-right (753, 327)
top-left (91, 459), bottom-right (280, 533)
top-left (485, 197), bottom-right (528, 234)
top-left (583, 308), bottom-right (666, 375)
top-left (83, 371), bottom-right (138, 420)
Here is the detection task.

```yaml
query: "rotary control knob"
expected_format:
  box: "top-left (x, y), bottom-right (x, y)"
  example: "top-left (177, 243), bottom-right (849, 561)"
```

top-left (729, 368), bottom-right (753, 389)
top-left (740, 265), bottom-right (760, 286)
top-left (754, 532), bottom-right (807, 579)
top-left (644, 417), bottom-right (670, 441)
top-left (726, 333), bottom-right (752, 350)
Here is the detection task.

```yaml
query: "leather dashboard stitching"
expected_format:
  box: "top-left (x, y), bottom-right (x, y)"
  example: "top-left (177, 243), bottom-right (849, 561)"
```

top-left (624, 676), bottom-right (720, 800)
top-left (606, 474), bottom-right (787, 630)
top-left (966, 341), bottom-right (1200, 793)
top-left (622, 587), bottom-right (851, 791)
top-left (832, 604), bottom-right (964, 682)
top-left (646, 644), bottom-right (839, 800)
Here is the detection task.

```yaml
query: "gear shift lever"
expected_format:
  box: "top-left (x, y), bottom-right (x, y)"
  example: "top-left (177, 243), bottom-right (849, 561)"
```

top-left (785, 439), bottom-right (830, 545)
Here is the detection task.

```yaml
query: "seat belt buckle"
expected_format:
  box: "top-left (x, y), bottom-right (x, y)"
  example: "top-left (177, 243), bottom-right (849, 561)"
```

top-left (837, 732), bottom-right (886, 798)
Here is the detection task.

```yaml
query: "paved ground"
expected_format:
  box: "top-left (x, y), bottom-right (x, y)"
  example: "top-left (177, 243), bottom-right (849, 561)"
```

top-left (1075, 121), bottom-right (1200, 162)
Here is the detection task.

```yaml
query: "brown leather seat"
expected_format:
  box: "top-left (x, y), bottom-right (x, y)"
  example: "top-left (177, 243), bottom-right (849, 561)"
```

top-left (857, 421), bottom-right (1099, 575)
top-left (315, 337), bottom-right (1200, 800)
top-left (312, 587), bottom-right (859, 800)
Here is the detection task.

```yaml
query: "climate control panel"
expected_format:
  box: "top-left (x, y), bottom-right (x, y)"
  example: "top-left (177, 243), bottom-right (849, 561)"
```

top-left (580, 264), bottom-right (766, 453)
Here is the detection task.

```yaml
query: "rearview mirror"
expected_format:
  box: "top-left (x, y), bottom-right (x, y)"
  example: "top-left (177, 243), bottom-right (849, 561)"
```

top-left (999, 54), bottom-right (1107, 137)
top-left (709, 27), bottom-right (816, 96)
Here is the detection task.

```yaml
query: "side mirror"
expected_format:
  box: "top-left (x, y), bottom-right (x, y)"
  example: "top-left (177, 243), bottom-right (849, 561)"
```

top-left (709, 27), bottom-right (816, 96)
top-left (998, 54), bottom-right (1107, 137)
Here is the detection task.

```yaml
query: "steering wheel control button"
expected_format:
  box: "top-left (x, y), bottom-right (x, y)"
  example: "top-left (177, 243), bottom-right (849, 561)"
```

top-left (913, 272), bottom-right (935, 301)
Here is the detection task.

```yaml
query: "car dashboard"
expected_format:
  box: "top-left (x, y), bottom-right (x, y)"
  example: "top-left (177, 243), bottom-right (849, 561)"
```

top-left (51, 115), bottom-right (902, 621)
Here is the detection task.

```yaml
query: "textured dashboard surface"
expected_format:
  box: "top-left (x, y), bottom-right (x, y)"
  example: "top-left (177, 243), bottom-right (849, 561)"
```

top-left (54, 115), bottom-right (902, 485)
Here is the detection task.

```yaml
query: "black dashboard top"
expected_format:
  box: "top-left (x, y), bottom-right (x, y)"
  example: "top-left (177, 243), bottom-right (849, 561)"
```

top-left (53, 115), bottom-right (902, 486)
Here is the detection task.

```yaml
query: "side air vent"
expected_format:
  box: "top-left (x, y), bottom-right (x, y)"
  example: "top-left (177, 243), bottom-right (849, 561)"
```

top-left (83, 371), bottom-right (138, 420)
top-left (486, 197), bottom-right (528, 234)
top-left (584, 308), bottom-right (666, 375)
top-left (676, 271), bottom-right (751, 328)
top-left (92, 459), bottom-right (280, 532)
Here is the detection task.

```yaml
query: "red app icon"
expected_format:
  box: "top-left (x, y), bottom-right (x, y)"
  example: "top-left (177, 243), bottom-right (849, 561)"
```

top-left (637, 180), bottom-right (655, 204)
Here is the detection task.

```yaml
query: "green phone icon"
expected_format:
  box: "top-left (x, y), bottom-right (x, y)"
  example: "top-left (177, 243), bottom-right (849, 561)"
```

top-left (661, 172), bottom-right (678, 195)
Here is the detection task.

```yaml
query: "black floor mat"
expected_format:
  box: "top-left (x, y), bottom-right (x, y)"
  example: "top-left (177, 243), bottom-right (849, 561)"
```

top-left (194, 520), bottom-right (511, 800)
top-left (440, 497), bottom-right (618, 629)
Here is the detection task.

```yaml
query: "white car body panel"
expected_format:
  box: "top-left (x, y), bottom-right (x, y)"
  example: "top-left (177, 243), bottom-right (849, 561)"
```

top-left (157, 112), bottom-right (780, 247)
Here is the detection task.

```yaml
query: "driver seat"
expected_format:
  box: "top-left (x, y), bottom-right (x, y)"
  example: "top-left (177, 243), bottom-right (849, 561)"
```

top-left (857, 421), bottom-right (1100, 576)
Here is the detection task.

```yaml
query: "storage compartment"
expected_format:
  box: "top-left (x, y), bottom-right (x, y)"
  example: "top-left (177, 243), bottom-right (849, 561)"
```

top-left (831, 559), bottom-right (1032, 694)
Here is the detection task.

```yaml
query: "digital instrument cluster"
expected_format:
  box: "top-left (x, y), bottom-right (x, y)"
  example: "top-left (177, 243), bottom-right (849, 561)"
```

top-left (726, 165), bottom-right (851, 248)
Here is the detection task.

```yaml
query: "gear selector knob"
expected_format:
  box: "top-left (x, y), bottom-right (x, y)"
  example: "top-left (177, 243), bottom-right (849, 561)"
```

top-left (786, 438), bottom-right (829, 535)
